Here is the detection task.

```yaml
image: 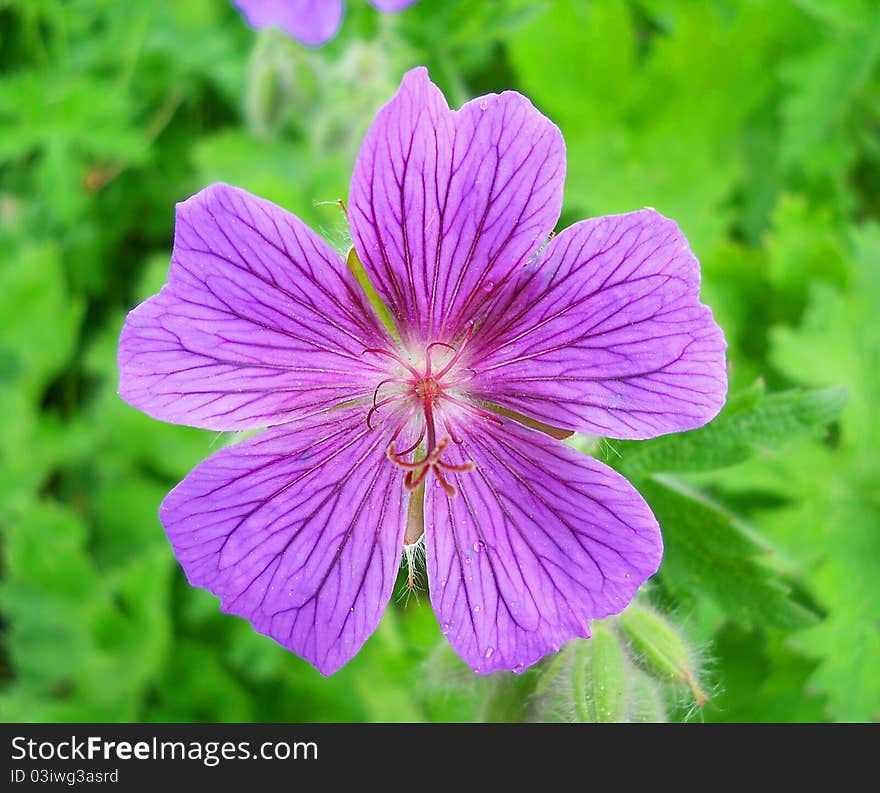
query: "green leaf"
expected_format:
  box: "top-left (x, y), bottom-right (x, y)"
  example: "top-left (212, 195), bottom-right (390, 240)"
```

top-left (509, 0), bottom-right (805, 253)
top-left (0, 501), bottom-right (173, 720)
top-left (794, 0), bottom-right (876, 30)
top-left (0, 241), bottom-right (87, 511)
top-left (0, 242), bottom-right (83, 400)
top-left (780, 8), bottom-right (880, 167)
top-left (702, 623), bottom-right (828, 722)
top-left (765, 194), bottom-right (850, 300)
top-left (191, 130), bottom-right (350, 241)
top-left (771, 225), bottom-right (880, 441)
top-left (641, 476), bottom-right (819, 631)
top-left (760, 224), bottom-right (880, 720)
top-left (609, 381), bottom-right (846, 476)
top-left (144, 641), bottom-right (255, 723)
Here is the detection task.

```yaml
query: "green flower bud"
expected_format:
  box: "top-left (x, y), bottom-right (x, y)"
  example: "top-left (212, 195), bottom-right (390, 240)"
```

top-left (626, 668), bottom-right (669, 723)
top-left (528, 624), bottom-right (629, 722)
top-left (419, 642), bottom-right (539, 723)
top-left (244, 29), bottom-right (316, 140)
top-left (616, 602), bottom-right (708, 707)
top-left (310, 41), bottom-right (399, 154)
top-left (577, 623), bottom-right (628, 722)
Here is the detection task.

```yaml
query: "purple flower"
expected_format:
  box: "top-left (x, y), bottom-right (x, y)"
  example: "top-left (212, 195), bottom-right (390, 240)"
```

top-left (118, 67), bottom-right (727, 675)
top-left (234, 0), bottom-right (420, 47)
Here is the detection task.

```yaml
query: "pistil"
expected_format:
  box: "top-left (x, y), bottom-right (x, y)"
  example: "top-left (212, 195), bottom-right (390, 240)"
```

top-left (364, 337), bottom-right (477, 498)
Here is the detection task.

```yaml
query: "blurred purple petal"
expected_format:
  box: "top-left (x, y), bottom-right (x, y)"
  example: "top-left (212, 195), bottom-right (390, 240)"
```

top-left (425, 417), bottom-right (662, 673)
top-left (349, 67), bottom-right (565, 344)
top-left (161, 409), bottom-right (408, 675)
top-left (367, 0), bottom-right (418, 10)
top-left (469, 210), bottom-right (728, 439)
top-left (118, 183), bottom-right (389, 431)
top-left (233, 0), bottom-right (344, 47)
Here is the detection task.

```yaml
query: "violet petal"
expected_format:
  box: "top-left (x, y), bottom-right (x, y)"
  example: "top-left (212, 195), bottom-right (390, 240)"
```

top-left (349, 67), bottom-right (565, 344)
top-left (424, 417), bottom-right (662, 674)
top-left (470, 210), bottom-right (728, 440)
top-left (161, 408), bottom-right (408, 676)
top-left (233, 0), bottom-right (344, 47)
top-left (118, 183), bottom-right (390, 431)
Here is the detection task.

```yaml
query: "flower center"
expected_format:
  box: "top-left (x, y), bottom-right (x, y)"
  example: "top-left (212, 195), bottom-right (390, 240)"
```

top-left (414, 376), bottom-right (440, 402)
top-left (363, 331), bottom-right (487, 498)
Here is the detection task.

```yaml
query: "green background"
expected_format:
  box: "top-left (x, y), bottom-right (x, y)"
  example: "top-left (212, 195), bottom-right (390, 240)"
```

top-left (1, 0), bottom-right (878, 722)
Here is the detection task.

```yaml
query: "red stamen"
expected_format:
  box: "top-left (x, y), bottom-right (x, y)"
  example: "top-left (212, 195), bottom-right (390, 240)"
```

top-left (432, 468), bottom-right (458, 498)
top-left (367, 330), bottom-right (481, 499)
top-left (362, 347), bottom-right (420, 378)
top-left (433, 324), bottom-right (474, 381)
top-left (436, 458), bottom-right (476, 473)
top-left (438, 413), bottom-right (465, 445)
top-left (389, 435), bottom-right (473, 498)
top-left (424, 340), bottom-right (456, 379)
top-left (393, 423), bottom-right (426, 457)
top-left (372, 377), bottom-right (410, 405)
top-left (404, 466), bottom-right (430, 491)
top-left (367, 392), bottom-right (407, 430)
top-left (387, 436), bottom-right (449, 470)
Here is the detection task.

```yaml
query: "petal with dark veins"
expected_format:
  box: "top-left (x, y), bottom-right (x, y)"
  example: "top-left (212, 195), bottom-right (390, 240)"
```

top-left (349, 67), bottom-right (565, 344)
top-left (425, 417), bottom-right (662, 674)
top-left (118, 183), bottom-right (390, 431)
top-left (161, 408), bottom-right (407, 676)
top-left (470, 210), bottom-right (728, 440)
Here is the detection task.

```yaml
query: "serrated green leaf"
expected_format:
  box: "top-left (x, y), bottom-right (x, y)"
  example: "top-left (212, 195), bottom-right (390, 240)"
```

top-left (771, 225), bottom-right (880, 441)
top-left (509, 0), bottom-right (805, 253)
top-left (760, 224), bottom-right (880, 721)
top-left (703, 622), bottom-right (828, 722)
top-left (642, 476), bottom-right (819, 631)
top-left (765, 194), bottom-right (850, 300)
top-left (794, 0), bottom-right (875, 30)
top-left (612, 381), bottom-right (846, 476)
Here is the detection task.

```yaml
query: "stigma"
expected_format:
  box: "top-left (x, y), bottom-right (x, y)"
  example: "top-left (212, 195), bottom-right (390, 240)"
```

top-left (388, 436), bottom-right (475, 497)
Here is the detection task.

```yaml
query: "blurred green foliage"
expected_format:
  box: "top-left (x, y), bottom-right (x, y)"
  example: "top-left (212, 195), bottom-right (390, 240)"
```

top-left (0, 0), bottom-right (877, 722)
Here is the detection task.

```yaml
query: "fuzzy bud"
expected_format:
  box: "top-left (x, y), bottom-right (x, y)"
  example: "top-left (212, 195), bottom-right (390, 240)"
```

top-left (244, 29), bottom-right (316, 139)
top-left (528, 624), bottom-right (629, 722)
top-left (626, 668), bottom-right (669, 722)
top-left (616, 602), bottom-right (707, 707)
